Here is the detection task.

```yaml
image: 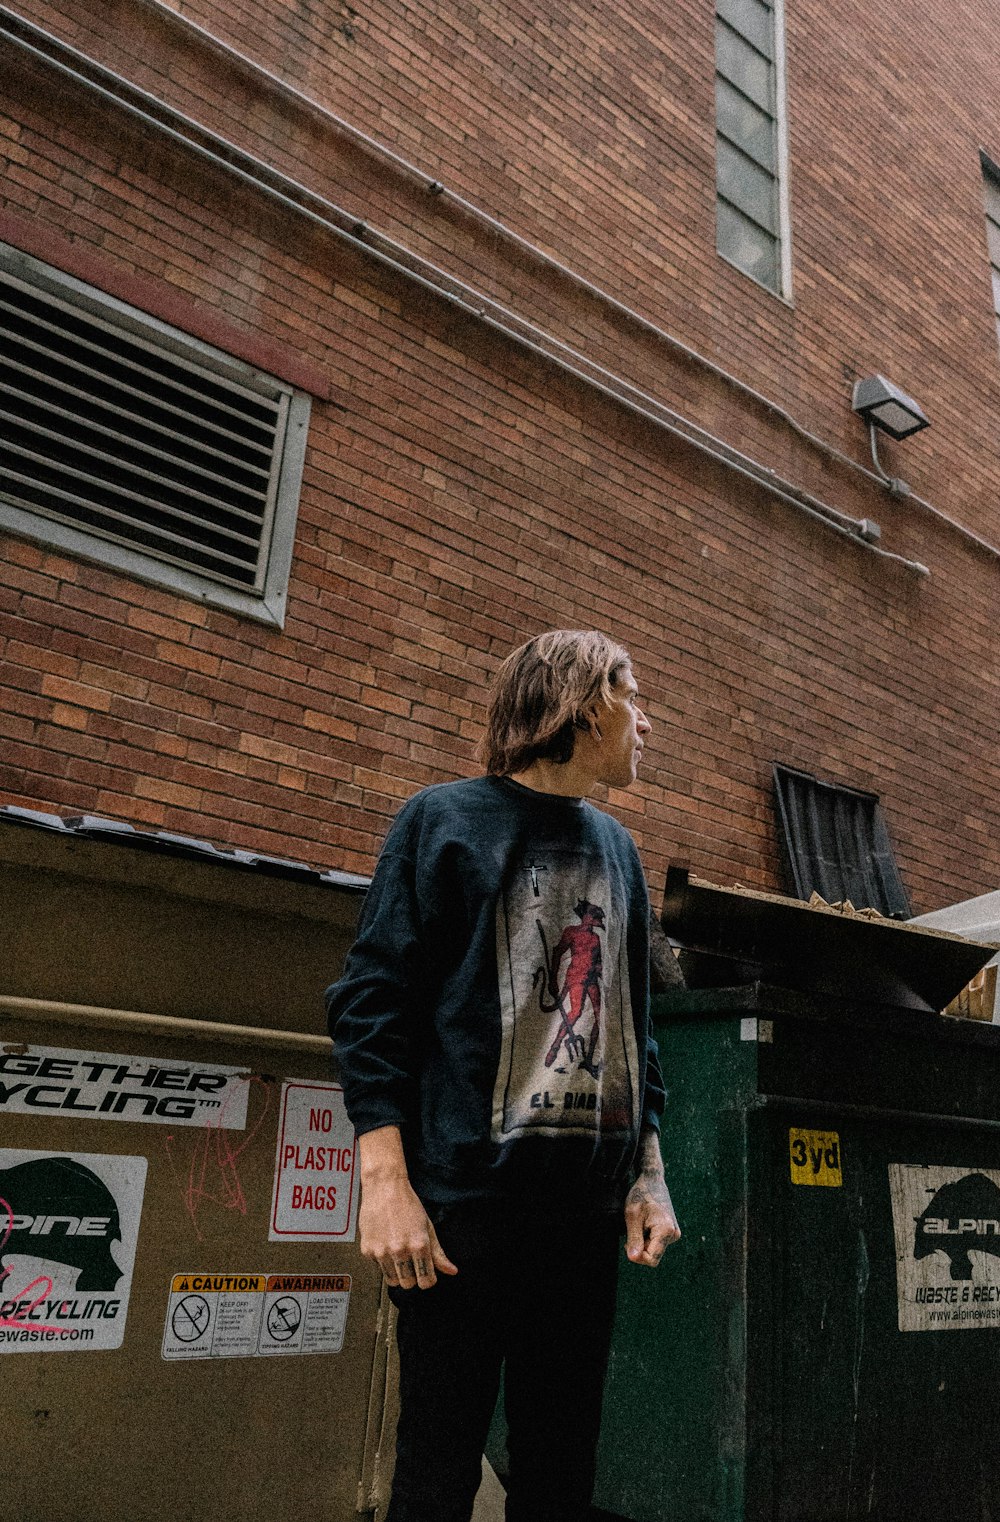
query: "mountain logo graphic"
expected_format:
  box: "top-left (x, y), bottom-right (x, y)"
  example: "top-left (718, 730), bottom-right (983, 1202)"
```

top-left (0, 1156), bottom-right (124, 1291)
top-left (914, 1172), bottom-right (1000, 1282)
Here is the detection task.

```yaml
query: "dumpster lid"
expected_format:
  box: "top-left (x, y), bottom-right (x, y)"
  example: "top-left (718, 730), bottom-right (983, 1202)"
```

top-left (660, 866), bottom-right (999, 1014)
top-left (0, 804), bottom-right (371, 891)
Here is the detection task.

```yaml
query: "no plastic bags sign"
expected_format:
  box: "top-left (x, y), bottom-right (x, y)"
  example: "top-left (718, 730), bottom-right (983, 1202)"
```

top-left (269, 1081), bottom-right (358, 1242)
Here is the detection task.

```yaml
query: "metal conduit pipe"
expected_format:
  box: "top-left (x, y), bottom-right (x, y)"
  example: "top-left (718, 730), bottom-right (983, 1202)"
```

top-left (860, 420), bottom-right (1000, 563)
top-left (1, 9), bottom-right (929, 576)
top-left (0, 994), bottom-right (332, 1055)
top-left (128, 0), bottom-right (1000, 567)
top-left (890, 486), bottom-right (1000, 564)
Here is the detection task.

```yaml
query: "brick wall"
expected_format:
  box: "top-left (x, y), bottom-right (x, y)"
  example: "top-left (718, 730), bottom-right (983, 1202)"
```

top-left (2, 0), bottom-right (1000, 913)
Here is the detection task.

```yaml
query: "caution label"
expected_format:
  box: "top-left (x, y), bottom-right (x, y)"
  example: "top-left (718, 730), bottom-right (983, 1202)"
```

top-left (171, 1274), bottom-right (267, 1294)
top-left (161, 1271), bottom-right (351, 1359)
top-left (789, 1129), bottom-right (842, 1187)
top-left (269, 1081), bottom-right (358, 1242)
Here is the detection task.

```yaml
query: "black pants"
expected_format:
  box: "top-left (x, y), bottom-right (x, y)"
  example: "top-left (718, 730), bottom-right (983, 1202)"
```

top-left (385, 1203), bottom-right (621, 1522)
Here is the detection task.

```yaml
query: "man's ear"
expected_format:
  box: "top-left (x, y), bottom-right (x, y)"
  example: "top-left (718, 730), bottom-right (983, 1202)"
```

top-left (580, 705), bottom-right (602, 740)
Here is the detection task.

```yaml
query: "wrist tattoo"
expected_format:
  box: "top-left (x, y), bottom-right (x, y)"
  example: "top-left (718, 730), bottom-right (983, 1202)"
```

top-left (630, 1176), bottom-right (670, 1206)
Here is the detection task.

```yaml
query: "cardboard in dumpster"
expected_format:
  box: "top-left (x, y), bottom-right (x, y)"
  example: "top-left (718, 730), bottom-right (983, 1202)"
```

top-left (661, 866), bottom-right (1000, 1013)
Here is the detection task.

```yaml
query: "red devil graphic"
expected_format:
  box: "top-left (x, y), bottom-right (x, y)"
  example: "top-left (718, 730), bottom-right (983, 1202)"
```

top-left (535, 899), bottom-right (605, 1077)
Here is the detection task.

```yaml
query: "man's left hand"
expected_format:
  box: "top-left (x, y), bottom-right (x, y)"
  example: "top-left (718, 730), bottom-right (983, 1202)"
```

top-left (624, 1174), bottom-right (681, 1267)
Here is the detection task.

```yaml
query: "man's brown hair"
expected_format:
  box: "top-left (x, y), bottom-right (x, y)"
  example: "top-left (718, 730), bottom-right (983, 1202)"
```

top-left (479, 629), bottom-right (631, 776)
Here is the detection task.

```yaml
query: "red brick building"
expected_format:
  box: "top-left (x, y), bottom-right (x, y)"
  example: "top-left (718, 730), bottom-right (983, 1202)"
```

top-left (3, 0), bottom-right (1000, 914)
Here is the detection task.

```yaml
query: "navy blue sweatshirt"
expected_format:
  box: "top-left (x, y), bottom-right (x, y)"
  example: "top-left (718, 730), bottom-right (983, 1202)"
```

top-left (327, 775), bottom-right (665, 1214)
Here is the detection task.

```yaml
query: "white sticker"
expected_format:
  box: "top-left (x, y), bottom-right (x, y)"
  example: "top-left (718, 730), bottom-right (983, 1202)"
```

top-left (0, 1149), bottom-right (147, 1353)
top-left (161, 1272), bottom-right (351, 1359)
top-left (890, 1163), bottom-right (1000, 1331)
top-left (0, 1043), bottom-right (250, 1129)
top-left (268, 1082), bottom-right (358, 1242)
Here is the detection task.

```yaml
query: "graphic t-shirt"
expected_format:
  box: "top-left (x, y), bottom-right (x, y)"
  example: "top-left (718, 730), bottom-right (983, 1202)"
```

top-left (327, 776), bottom-right (665, 1213)
top-left (493, 841), bottom-right (639, 1145)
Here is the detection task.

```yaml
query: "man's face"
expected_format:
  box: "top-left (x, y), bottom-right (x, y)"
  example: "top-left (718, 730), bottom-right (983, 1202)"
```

top-left (590, 666), bottom-right (651, 788)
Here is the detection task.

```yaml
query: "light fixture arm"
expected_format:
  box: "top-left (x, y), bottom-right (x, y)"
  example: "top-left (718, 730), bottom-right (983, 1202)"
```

top-left (867, 420), bottom-right (911, 498)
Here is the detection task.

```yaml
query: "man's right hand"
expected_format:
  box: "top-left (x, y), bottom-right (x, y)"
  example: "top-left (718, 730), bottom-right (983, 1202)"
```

top-left (357, 1125), bottom-right (459, 1290)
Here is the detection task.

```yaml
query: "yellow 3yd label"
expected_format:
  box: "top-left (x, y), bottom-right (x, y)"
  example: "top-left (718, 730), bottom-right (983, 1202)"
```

top-left (789, 1129), bottom-right (842, 1186)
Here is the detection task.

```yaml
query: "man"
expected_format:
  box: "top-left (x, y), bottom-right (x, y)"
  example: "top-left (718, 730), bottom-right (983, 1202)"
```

top-left (328, 629), bottom-right (680, 1522)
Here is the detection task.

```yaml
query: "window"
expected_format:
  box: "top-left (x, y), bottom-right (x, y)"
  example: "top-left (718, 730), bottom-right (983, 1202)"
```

top-left (715, 0), bottom-right (790, 296)
top-left (773, 765), bottom-right (910, 918)
top-left (981, 154), bottom-right (1000, 351)
top-left (0, 243), bottom-right (309, 626)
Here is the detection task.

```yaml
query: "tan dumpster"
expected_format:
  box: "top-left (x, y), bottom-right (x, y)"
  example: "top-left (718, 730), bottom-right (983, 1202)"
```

top-left (0, 809), bottom-right (393, 1522)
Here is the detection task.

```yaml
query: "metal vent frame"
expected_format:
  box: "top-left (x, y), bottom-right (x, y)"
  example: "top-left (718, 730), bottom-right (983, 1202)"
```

top-left (0, 242), bottom-right (309, 627)
top-left (773, 763), bottom-right (911, 919)
top-left (980, 151), bottom-right (1000, 354)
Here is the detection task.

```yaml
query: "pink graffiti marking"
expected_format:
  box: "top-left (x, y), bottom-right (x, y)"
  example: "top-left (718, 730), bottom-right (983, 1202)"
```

top-left (0, 1194), bottom-right (65, 1333)
top-left (164, 1076), bottom-right (273, 1241)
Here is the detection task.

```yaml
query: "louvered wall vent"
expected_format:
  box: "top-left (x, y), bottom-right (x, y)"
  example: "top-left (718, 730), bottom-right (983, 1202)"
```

top-left (0, 245), bottom-right (309, 625)
top-left (773, 764), bottom-right (910, 919)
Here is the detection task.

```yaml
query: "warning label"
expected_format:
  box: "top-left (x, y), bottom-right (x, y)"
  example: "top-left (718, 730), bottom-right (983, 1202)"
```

top-left (269, 1081), bottom-right (358, 1242)
top-left (161, 1271), bottom-right (351, 1359)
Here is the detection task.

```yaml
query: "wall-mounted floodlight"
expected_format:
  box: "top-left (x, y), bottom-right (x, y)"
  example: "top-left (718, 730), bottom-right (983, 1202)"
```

top-left (852, 374), bottom-right (930, 440)
top-left (852, 374), bottom-right (930, 494)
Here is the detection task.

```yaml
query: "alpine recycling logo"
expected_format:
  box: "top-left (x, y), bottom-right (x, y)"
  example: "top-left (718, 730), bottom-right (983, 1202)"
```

top-left (0, 1157), bottom-right (125, 1291)
top-left (0, 1149), bottom-right (147, 1354)
top-left (913, 1172), bottom-right (1000, 1282)
top-left (890, 1164), bottom-right (1000, 1332)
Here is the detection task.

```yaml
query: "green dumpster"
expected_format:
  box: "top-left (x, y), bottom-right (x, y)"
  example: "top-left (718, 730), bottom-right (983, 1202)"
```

top-left (593, 870), bottom-right (1000, 1522)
